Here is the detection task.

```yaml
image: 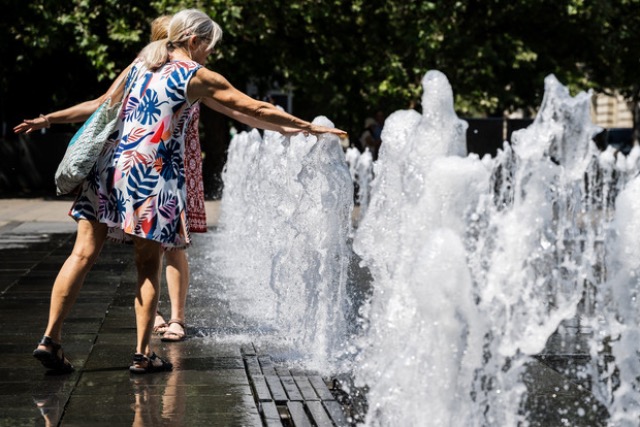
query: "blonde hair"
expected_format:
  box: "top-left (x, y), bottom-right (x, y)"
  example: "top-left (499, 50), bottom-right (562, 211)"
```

top-left (141, 9), bottom-right (223, 71)
top-left (150, 15), bottom-right (171, 41)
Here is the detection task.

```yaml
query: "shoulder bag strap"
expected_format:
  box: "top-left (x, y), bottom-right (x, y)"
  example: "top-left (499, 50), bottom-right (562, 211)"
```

top-left (105, 64), bottom-right (140, 105)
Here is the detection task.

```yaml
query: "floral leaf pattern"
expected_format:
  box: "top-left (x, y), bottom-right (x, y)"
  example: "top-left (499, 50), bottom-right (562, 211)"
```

top-left (165, 62), bottom-right (200, 104)
top-left (123, 97), bottom-right (140, 122)
top-left (157, 190), bottom-right (179, 219)
top-left (69, 60), bottom-right (201, 249)
top-left (133, 199), bottom-right (158, 238)
top-left (156, 141), bottom-right (182, 182)
top-left (73, 194), bottom-right (96, 220)
top-left (120, 150), bottom-right (153, 173)
top-left (128, 163), bottom-right (160, 211)
top-left (125, 127), bottom-right (149, 144)
top-left (136, 89), bottom-right (166, 125)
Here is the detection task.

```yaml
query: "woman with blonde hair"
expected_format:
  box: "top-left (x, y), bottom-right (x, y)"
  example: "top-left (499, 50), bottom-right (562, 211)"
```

top-left (17, 14), bottom-right (195, 345)
top-left (19, 8), bottom-right (346, 374)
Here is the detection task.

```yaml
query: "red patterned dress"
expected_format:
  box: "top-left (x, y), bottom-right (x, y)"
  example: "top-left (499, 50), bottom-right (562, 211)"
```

top-left (184, 103), bottom-right (207, 233)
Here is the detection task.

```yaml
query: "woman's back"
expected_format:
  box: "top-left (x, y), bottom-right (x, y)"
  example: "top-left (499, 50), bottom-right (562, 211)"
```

top-left (72, 60), bottom-right (202, 249)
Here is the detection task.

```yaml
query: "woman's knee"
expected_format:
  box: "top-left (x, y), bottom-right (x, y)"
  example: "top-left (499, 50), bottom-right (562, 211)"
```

top-left (70, 220), bottom-right (107, 266)
top-left (68, 248), bottom-right (99, 268)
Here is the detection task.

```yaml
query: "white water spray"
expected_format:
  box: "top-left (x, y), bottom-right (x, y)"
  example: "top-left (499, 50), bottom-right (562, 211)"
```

top-left (353, 71), bottom-right (640, 426)
top-left (199, 68), bottom-right (640, 426)
top-left (345, 147), bottom-right (374, 224)
top-left (210, 117), bottom-right (354, 371)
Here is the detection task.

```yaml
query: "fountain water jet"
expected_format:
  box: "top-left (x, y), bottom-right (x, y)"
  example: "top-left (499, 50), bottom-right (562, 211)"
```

top-left (209, 116), bottom-right (354, 372)
top-left (352, 70), bottom-right (489, 426)
top-left (346, 147), bottom-right (374, 223)
top-left (353, 71), bottom-right (640, 426)
top-left (199, 67), bottom-right (640, 426)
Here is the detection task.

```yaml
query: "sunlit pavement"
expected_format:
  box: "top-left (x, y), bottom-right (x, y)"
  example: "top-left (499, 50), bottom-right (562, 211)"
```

top-left (0, 199), bottom-right (349, 426)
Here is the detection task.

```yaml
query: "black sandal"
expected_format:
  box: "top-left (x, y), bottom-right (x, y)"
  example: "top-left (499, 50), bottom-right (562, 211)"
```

top-left (33, 336), bottom-right (74, 373)
top-left (129, 352), bottom-right (173, 374)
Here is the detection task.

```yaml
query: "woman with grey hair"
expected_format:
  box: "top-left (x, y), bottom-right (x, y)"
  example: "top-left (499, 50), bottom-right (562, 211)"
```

top-left (29, 8), bottom-right (346, 374)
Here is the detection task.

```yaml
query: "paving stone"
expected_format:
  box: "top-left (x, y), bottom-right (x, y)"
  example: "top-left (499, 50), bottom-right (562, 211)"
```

top-left (308, 376), bottom-right (335, 401)
top-left (260, 400), bottom-right (283, 427)
top-left (293, 375), bottom-right (320, 401)
top-left (305, 401), bottom-right (335, 427)
top-left (265, 375), bottom-right (289, 403)
top-left (286, 401), bottom-right (312, 427)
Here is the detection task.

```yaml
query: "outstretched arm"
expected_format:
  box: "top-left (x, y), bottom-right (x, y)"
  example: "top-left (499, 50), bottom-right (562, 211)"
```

top-left (201, 98), bottom-right (300, 135)
top-left (13, 65), bottom-right (132, 134)
top-left (188, 68), bottom-right (347, 138)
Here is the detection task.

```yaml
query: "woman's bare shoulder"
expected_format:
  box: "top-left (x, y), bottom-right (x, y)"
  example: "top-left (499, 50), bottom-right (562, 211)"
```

top-left (192, 67), bottom-right (228, 86)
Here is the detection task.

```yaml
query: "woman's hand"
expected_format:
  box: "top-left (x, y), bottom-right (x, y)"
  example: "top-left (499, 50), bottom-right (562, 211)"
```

top-left (279, 126), bottom-right (303, 137)
top-left (13, 116), bottom-right (49, 134)
top-left (308, 124), bottom-right (348, 138)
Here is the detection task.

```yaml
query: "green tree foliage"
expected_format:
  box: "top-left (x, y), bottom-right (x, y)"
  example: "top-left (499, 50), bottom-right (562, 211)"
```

top-left (18, 0), bottom-right (152, 79)
top-left (0, 0), bottom-right (155, 133)
top-left (2, 0), bottom-right (638, 142)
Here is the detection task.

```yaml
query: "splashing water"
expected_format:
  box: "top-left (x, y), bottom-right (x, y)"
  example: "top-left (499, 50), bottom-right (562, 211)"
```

top-left (346, 147), bottom-right (374, 223)
top-left (199, 68), bottom-right (640, 425)
top-left (353, 70), bottom-right (488, 426)
top-left (587, 149), bottom-right (640, 426)
top-left (209, 116), bottom-right (354, 372)
top-left (353, 71), bottom-right (640, 426)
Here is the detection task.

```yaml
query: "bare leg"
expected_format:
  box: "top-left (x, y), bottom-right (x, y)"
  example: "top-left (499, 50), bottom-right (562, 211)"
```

top-left (129, 238), bottom-right (173, 373)
top-left (33, 219), bottom-right (107, 371)
top-left (42, 219), bottom-right (108, 343)
top-left (132, 237), bottom-right (163, 356)
top-left (153, 257), bottom-right (168, 334)
top-left (163, 249), bottom-right (189, 339)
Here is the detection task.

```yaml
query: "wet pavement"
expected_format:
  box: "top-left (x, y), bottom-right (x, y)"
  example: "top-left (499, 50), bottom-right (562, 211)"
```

top-left (0, 199), bottom-right (348, 427)
top-left (0, 199), bottom-right (611, 426)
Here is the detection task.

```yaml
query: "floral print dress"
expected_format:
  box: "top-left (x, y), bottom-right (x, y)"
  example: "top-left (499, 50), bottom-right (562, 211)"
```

top-left (70, 60), bottom-right (202, 249)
